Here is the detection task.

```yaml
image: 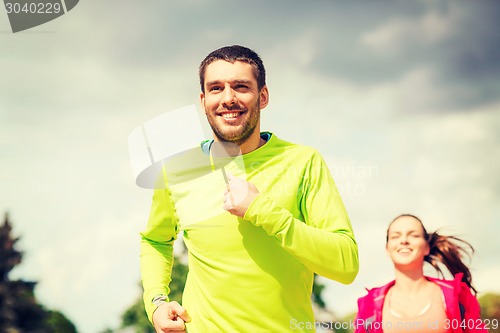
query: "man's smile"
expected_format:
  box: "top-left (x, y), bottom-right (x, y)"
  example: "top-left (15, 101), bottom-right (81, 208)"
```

top-left (218, 109), bottom-right (246, 121)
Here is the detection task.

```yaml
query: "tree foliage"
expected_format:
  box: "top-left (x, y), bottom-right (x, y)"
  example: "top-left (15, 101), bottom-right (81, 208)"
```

top-left (0, 213), bottom-right (77, 333)
top-left (312, 274), bottom-right (327, 309)
top-left (478, 292), bottom-right (500, 333)
top-left (120, 297), bottom-right (155, 333)
top-left (115, 255), bottom-right (188, 333)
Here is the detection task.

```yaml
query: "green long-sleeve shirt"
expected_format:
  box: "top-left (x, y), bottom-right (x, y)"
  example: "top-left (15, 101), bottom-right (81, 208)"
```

top-left (140, 132), bottom-right (358, 332)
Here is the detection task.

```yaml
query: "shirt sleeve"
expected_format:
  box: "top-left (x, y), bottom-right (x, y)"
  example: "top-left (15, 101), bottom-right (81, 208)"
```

top-left (460, 282), bottom-right (489, 333)
top-left (354, 291), bottom-right (378, 333)
top-left (243, 151), bottom-right (359, 284)
top-left (140, 188), bottom-right (179, 322)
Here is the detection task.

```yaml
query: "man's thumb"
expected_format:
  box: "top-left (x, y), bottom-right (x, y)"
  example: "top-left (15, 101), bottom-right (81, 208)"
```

top-left (173, 304), bottom-right (191, 322)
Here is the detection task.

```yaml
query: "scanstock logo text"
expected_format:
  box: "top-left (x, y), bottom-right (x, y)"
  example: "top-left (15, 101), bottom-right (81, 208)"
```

top-left (4, 0), bottom-right (79, 33)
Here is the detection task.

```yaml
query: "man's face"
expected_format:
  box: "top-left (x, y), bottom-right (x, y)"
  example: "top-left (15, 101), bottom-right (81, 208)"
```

top-left (200, 60), bottom-right (268, 146)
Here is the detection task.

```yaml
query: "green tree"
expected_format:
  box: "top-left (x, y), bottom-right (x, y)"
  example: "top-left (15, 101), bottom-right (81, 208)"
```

top-left (117, 255), bottom-right (188, 333)
top-left (45, 310), bottom-right (78, 333)
top-left (0, 213), bottom-right (77, 333)
top-left (478, 292), bottom-right (500, 333)
top-left (312, 274), bottom-right (327, 309)
top-left (120, 297), bottom-right (155, 333)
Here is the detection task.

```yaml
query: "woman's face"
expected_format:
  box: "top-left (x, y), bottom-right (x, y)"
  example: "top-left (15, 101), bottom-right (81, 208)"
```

top-left (386, 216), bottom-right (430, 268)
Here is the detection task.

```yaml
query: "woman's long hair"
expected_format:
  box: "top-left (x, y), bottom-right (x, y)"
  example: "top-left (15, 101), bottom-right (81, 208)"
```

top-left (387, 214), bottom-right (477, 294)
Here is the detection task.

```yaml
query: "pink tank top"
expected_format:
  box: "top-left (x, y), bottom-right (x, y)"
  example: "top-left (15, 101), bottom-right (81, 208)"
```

top-left (381, 286), bottom-right (450, 333)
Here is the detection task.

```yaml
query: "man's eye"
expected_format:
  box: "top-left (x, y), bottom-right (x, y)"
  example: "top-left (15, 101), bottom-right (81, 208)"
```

top-left (210, 86), bottom-right (222, 92)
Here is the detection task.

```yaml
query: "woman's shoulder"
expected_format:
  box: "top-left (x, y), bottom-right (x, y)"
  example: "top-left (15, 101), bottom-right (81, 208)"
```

top-left (358, 280), bottom-right (395, 302)
top-left (356, 280), bottom-right (394, 321)
top-left (426, 273), bottom-right (465, 292)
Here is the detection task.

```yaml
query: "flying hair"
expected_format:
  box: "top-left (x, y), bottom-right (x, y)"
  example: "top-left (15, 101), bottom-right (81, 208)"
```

top-left (387, 214), bottom-right (477, 294)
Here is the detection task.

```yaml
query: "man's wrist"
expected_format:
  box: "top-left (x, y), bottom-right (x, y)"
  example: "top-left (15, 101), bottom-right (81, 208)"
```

top-left (152, 294), bottom-right (168, 307)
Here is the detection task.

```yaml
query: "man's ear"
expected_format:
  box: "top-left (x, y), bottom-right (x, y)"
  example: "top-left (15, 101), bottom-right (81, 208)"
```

top-left (259, 86), bottom-right (269, 109)
top-left (200, 92), bottom-right (205, 113)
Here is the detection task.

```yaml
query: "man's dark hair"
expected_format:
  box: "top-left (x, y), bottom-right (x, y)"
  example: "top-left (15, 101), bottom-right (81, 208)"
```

top-left (199, 45), bottom-right (266, 93)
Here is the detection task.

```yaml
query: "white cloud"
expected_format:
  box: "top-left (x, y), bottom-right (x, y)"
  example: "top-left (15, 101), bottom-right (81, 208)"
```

top-left (361, 4), bottom-right (463, 54)
top-left (267, 27), bottom-right (321, 69)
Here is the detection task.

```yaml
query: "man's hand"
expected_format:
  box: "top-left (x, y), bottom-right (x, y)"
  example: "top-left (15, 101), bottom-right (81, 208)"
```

top-left (152, 301), bottom-right (190, 333)
top-left (223, 172), bottom-right (260, 218)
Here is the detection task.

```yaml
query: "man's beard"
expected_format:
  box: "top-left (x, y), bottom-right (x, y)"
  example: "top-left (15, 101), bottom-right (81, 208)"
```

top-left (206, 98), bottom-right (260, 146)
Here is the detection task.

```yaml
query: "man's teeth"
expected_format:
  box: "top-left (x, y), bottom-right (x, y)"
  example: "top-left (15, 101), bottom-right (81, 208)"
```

top-left (222, 112), bottom-right (240, 119)
top-left (399, 249), bottom-right (411, 253)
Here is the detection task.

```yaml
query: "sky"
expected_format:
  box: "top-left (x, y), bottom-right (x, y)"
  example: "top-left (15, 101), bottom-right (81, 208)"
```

top-left (1, 1), bottom-right (499, 332)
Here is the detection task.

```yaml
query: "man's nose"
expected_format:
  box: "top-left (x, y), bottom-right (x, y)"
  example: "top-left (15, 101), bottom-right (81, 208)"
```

top-left (221, 85), bottom-right (237, 106)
